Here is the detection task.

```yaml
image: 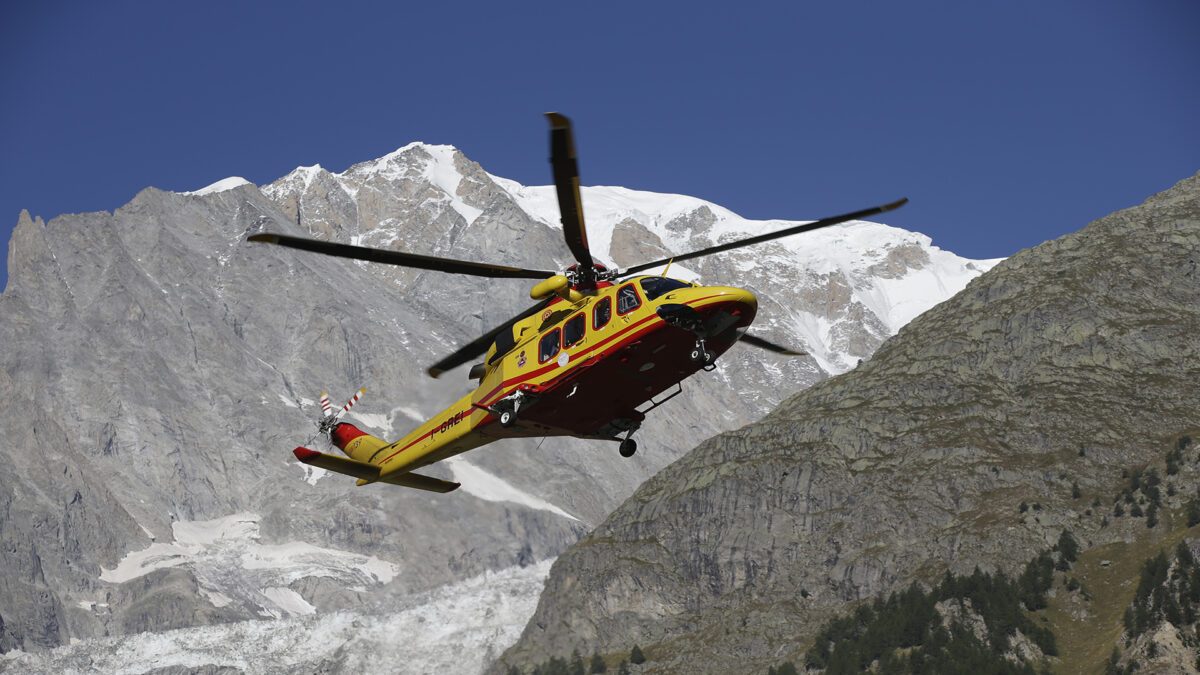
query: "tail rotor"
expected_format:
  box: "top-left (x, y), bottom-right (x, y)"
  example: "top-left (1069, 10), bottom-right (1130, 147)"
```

top-left (316, 388), bottom-right (365, 437)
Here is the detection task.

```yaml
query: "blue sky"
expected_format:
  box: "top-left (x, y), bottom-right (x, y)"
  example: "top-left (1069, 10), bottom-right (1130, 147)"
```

top-left (2, 1), bottom-right (1197, 291)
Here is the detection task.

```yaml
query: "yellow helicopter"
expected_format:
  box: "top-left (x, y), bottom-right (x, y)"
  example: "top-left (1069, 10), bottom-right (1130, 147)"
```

top-left (248, 113), bottom-right (906, 493)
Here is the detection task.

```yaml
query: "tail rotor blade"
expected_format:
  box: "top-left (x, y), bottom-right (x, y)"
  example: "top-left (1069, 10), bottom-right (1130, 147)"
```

top-left (320, 392), bottom-right (333, 418)
top-left (341, 388), bottom-right (365, 415)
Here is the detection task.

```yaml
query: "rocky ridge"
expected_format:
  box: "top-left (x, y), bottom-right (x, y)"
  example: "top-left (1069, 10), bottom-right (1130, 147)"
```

top-left (493, 172), bottom-right (1200, 673)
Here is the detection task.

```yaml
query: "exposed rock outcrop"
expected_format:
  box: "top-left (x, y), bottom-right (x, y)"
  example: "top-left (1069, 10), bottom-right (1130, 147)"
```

top-left (494, 174), bottom-right (1200, 673)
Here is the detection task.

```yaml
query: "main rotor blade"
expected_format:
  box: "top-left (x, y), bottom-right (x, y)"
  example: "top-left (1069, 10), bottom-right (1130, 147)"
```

top-left (427, 300), bottom-right (551, 378)
top-left (247, 233), bottom-right (556, 279)
top-left (738, 333), bottom-right (806, 356)
top-left (545, 112), bottom-right (593, 268)
top-left (619, 198), bottom-right (909, 277)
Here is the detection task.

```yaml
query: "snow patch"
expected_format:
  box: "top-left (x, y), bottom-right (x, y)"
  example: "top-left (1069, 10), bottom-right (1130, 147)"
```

top-left (421, 144), bottom-right (483, 224)
top-left (300, 463), bottom-right (329, 486)
top-left (262, 587), bottom-right (317, 616)
top-left (391, 405), bottom-right (426, 422)
top-left (346, 411), bottom-right (391, 436)
top-left (445, 457), bottom-right (579, 521)
top-left (100, 513), bottom-right (397, 617)
top-left (241, 541), bottom-right (396, 585)
top-left (185, 177), bottom-right (251, 196)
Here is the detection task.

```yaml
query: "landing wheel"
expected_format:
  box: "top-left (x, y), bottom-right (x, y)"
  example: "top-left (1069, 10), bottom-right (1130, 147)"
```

top-left (619, 438), bottom-right (637, 457)
top-left (499, 410), bottom-right (516, 428)
top-left (690, 348), bottom-right (714, 365)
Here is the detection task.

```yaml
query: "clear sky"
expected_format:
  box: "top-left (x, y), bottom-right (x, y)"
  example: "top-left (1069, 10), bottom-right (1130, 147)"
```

top-left (3, 1), bottom-right (1197, 291)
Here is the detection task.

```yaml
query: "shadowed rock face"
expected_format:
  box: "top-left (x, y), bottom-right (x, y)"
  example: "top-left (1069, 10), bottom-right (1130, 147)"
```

top-left (493, 173), bottom-right (1200, 674)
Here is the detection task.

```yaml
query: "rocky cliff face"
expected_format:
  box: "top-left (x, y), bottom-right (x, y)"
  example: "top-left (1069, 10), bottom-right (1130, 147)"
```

top-left (0, 143), bottom-right (990, 663)
top-left (493, 172), bottom-right (1200, 673)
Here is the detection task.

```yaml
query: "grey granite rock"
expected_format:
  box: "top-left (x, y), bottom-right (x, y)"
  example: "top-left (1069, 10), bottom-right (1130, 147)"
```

top-left (493, 172), bottom-right (1200, 673)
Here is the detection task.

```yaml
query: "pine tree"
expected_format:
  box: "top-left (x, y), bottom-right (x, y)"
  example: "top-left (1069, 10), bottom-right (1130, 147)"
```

top-left (1105, 648), bottom-right (1122, 675)
top-left (629, 645), bottom-right (646, 665)
top-left (1056, 529), bottom-right (1079, 563)
top-left (589, 651), bottom-right (607, 673)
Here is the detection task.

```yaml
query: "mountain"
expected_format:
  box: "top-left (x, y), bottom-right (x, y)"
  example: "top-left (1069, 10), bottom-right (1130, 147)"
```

top-left (492, 172), bottom-right (1200, 674)
top-left (0, 142), bottom-right (993, 669)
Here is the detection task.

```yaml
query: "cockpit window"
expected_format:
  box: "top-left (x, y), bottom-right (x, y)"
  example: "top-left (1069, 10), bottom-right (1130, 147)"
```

top-left (639, 277), bottom-right (693, 301)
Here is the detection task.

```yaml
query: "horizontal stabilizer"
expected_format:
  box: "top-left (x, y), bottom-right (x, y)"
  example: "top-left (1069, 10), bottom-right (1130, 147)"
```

top-left (378, 471), bottom-right (461, 493)
top-left (293, 448), bottom-right (459, 492)
top-left (293, 447), bottom-right (380, 481)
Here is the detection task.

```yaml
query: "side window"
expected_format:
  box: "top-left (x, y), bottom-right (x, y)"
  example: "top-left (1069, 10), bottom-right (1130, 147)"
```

top-left (617, 283), bottom-right (641, 315)
top-left (538, 329), bottom-right (561, 363)
top-left (593, 297), bottom-right (612, 330)
top-left (563, 314), bottom-right (586, 349)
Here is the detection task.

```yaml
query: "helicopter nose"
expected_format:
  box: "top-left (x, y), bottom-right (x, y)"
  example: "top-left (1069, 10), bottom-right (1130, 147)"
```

top-left (720, 286), bottom-right (757, 308)
top-left (699, 286), bottom-right (758, 313)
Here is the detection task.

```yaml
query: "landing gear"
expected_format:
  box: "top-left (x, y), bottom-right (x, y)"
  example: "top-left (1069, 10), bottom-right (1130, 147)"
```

top-left (690, 338), bottom-right (715, 366)
top-left (488, 389), bottom-right (536, 429)
top-left (619, 438), bottom-right (638, 457)
top-left (659, 304), bottom-right (723, 369)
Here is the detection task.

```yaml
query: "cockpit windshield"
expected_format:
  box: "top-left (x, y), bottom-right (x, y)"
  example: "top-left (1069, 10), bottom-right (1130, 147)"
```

top-left (639, 277), bottom-right (693, 301)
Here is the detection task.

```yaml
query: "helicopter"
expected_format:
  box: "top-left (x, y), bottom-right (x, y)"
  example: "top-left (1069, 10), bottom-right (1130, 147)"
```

top-left (248, 113), bottom-right (907, 493)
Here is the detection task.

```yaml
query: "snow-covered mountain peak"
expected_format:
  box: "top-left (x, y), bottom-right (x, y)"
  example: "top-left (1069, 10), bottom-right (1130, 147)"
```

top-left (347, 142), bottom-right (461, 180)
